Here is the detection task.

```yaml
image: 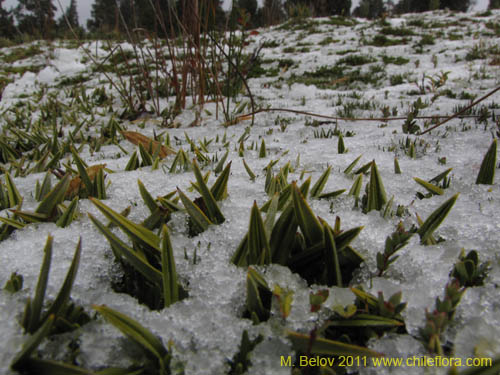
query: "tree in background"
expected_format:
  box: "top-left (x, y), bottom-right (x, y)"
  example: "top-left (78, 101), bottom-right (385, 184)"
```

top-left (0, 0), bottom-right (16, 39)
top-left (87, 0), bottom-right (119, 34)
top-left (324, 0), bottom-right (352, 16)
top-left (58, 0), bottom-right (80, 33)
top-left (489, 0), bottom-right (500, 8)
top-left (353, 0), bottom-right (385, 18)
top-left (229, 0), bottom-right (262, 29)
top-left (260, 0), bottom-right (286, 25)
top-left (394, 0), bottom-right (471, 13)
top-left (14, 0), bottom-right (57, 38)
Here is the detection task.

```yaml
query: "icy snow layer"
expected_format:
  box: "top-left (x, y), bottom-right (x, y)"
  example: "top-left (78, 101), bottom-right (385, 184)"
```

top-left (1, 9), bottom-right (500, 375)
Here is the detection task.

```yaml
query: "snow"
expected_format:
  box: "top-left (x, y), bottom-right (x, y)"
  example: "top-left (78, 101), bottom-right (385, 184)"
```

top-left (0, 8), bottom-right (500, 375)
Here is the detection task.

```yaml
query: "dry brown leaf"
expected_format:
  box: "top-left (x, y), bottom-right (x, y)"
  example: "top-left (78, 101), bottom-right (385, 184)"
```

top-left (121, 131), bottom-right (175, 158)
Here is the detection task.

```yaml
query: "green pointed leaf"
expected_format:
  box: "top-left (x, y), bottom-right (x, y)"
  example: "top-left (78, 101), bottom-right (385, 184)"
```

top-left (0, 216), bottom-right (26, 229)
top-left (90, 198), bottom-right (160, 251)
top-left (11, 315), bottom-right (55, 370)
top-left (259, 139), bottom-right (266, 158)
top-left (210, 161), bottom-right (231, 201)
top-left (93, 304), bottom-right (168, 361)
top-left (26, 235), bottom-right (53, 333)
top-left (161, 225), bottom-right (179, 307)
top-left (344, 155), bottom-right (362, 175)
top-left (318, 189), bottom-right (345, 200)
top-left (89, 214), bottom-right (162, 286)
top-left (138, 143), bottom-right (153, 167)
top-left (264, 193), bottom-right (279, 237)
top-left (125, 151), bottom-right (139, 171)
top-left (138, 180), bottom-right (158, 214)
top-left (248, 201), bottom-right (271, 265)
top-left (56, 197), bottom-right (79, 228)
top-left (418, 194), bottom-right (459, 244)
top-left (71, 147), bottom-right (93, 193)
top-left (292, 182), bottom-right (323, 247)
top-left (246, 267), bottom-right (271, 323)
top-left (354, 161), bottom-right (372, 175)
top-left (348, 174), bottom-right (363, 198)
top-left (192, 160), bottom-right (224, 224)
top-left (366, 161), bottom-right (387, 212)
top-left (36, 174), bottom-right (71, 216)
top-left (10, 210), bottom-right (49, 223)
top-left (242, 159), bottom-right (256, 181)
top-left (177, 188), bottom-right (212, 234)
top-left (336, 226), bottom-right (364, 251)
top-left (310, 166), bottom-right (331, 198)
top-left (5, 171), bottom-right (22, 207)
top-left (430, 168), bottom-right (452, 184)
top-left (476, 139), bottom-right (497, 185)
top-left (41, 238), bottom-right (82, 323)
top-left (394, 157), bottom-right (401, 174)
top-left (324, 223), bottom-right (342, 287)
top-left (231, 233), bottom-right (249, 266)
top-left (287, 331), bottom-right (383, 357)
top-left (270, 202), bottom-right (297, 265)
top-left (338, 134), bottom-right (346, 154)
top-left (414, 177), bottom-right (444, 195)
top-left (214, 150), bottom-right (229, 174)
top-left (94, 168), bottom-right (106, 199)
top-left (36, 172), bottom-right (52, 202)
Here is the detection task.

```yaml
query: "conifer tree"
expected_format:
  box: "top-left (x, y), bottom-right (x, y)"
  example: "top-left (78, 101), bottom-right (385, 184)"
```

top-left (0, 0), bottom-right (16, 39)
top-left (15, 0), bottom-right (57, 38)
top-left (87, 0), bottom-right (120, 34)
top-left (353, 0), bottom-right (385, 19)
top-left (58, 0), bottom-right (79, 32)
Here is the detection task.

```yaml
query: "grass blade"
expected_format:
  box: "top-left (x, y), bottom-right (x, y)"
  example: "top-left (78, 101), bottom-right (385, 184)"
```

top-left (414, 177), bottom-right (444, 195)
top-left (89, 214), bottom-right (162, 286)
top-left (344, 154), bottom-right (362, 175)
top-left (26, 235), bottom-right (53, 333)
top-left (248, 201), bottom-right (271, 265)
top-left (210, 161), bottom-right (231, 201)
top-left (36, 174), bottom-right (71, 216)
top-left (93, 304), bottom-right (168, 361)
top-left (90, 198), bottom-right (160, 251)
top-left (11, 315), bottom-right (55, 370)
top-left (56, 197), bottom-right (79, 228)
top-left (324, 222), bottom-right (342, 287)
top-left (292, 182), bottom-right (323, 247)
top-left (366, 160), bottom-right (387, 212)
top-left (138, 180), bottom-right (158, 214)
top-left (476, 139), bottom-right (497, 185)
top-left (310, 166), bottom-right (331, 198)
top-left (161, 225), bottom-right (179, 307)
top-left (242, 159), bottom-right (256, 181)
top-left (418, 193), bottom-right (458, 244)
top-left (177, 188), bottom-right (212, 234)
top-left (5, 171), bottom-right (22, 207)
top-left (192, 160), bottom-right (225, 224)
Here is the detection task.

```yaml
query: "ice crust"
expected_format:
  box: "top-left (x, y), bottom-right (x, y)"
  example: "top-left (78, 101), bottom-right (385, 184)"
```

top-left (0, 9), bottom-right (500, 375)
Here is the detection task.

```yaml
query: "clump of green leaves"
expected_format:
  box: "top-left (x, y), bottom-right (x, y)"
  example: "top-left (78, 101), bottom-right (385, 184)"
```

top-left (178, 160), bottom-right (229, 236)
top-left (361, 160), bottom-right (388, 213)
top-left (420, 249), bottom-right (489, 355)
top-left (89, 199), bottom-right (187, 310)
top-left (417, 193), bottom-right (458, 245)
top-left (232, 183), bottom-right (364, 287)
top-left (244, 267), bottom-right (272, 324)
top-left (376, 223), bottom-right (413, 276)
top-left (414, 168), bottom-right (452, 199)
top-left (94, 304), bottom-right (175, 375)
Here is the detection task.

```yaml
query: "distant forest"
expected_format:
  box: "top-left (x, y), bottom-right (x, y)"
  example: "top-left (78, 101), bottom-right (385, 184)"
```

top-left (1, 0), bottom-right (499, 41)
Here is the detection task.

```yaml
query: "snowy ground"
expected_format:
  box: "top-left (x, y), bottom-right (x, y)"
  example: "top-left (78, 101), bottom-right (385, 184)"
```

top-left (0, 9), bottom-right (499, 375)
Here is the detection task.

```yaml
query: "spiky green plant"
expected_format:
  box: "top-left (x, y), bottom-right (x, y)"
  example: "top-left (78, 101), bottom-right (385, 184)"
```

top-left (363, 161), bottom-right (387, 213)
top-left (89, 199), bottom-right (187, 309)
top-left (476, 139), bottom-right (497, 185)
top-left (245, 267), bottom-right (272, 324)
top-left (417, 193), bottom-right (458, 245)
top-left (94, 304), bottom-right (173, 375)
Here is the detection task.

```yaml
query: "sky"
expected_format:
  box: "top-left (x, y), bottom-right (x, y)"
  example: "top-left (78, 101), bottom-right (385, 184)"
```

top-left (2, 0), bottom-right (489, 26)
